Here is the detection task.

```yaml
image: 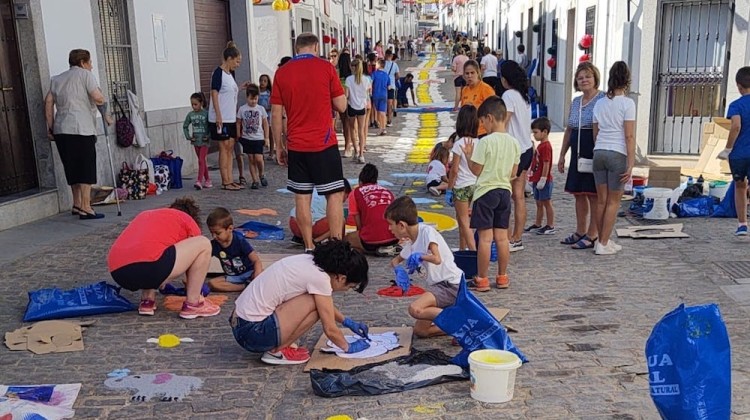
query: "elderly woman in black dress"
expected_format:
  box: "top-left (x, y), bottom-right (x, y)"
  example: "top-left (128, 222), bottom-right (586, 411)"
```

top-left (556, 62), bottom-right (606, 249)
top-left (45, 49), bottom-right (111, 219)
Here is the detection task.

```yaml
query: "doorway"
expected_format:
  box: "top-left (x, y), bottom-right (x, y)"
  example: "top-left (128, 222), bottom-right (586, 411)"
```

top-left (193, 0), bottom-right (231, 98)
top-left (0, 0), bottom-right (38, 197)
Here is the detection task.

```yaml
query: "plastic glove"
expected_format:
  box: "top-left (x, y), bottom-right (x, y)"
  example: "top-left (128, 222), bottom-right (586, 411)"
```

top-left (717, 148), bottom-right (732, 160)
top-left (394, 266), bottom-right (411, 293)
top-left (445, 190), bottom-right (455, 207)
top-left (406, 252), bottom-right (424, 274)
top-left (346, 338), bottom-right (371, 354)
top-left (536, 179), bottom-right (547, 190)
top-left (342, 317), bottom-right (369, 339)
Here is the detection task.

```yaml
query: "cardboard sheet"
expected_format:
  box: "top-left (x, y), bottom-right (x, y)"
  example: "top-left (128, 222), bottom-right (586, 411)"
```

top-left (682, 119), bottom-right (732, 178)
top-left (616, 224), bottom-right (690, 239)
top-left (488, 308), bottom-right (510, 322)
top-left (5, 320), bottom-right (94, 354)
top-left (304, 327), bottom-right (413, 372)
top-left (209, 253), bottom-right (291, 274)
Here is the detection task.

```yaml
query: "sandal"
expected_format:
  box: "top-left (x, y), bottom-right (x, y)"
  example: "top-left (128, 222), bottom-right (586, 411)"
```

top-left (238, 177), bottom-right (247, 186)
top-left (221, 183), bottom-right (241, 191)
top-left (571, 235), bottom-right (597, 250)
top-left (561, 232), bottom-right (583, 245)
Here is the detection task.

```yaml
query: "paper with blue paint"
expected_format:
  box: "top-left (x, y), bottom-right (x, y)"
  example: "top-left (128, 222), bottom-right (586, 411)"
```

top-left (235, 221), bottom-right (284, 240)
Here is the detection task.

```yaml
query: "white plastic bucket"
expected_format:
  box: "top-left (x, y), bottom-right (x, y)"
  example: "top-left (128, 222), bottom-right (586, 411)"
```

top-left (710, 182), bottom-right (730, 201)
top-left (468, 349), bottom-right (522, 403)
top-left (643, 187), bottom-right (673, 220)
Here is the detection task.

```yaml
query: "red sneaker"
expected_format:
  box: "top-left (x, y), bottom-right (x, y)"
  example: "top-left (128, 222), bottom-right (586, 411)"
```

top-left (261, 347), bottom-right (311, 365)
top-left (138, 299), bottom-right (156, 316)
top-left (496, 274), bottom-right (510, 289)
top-left (179, 299), bottom-right (220, 319)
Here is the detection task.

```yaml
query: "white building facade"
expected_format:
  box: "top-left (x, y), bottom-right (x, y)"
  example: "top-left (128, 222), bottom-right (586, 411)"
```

top-left (1, 0), bottom-right (417, 230)
top-left (444, 0), bottom-right (747, 165)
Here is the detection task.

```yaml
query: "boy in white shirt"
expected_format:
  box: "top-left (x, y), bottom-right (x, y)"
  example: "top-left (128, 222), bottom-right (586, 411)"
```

top-left (236, 84), bottom-right (269, 190)
top-left (387, 196), bottom-right (464, 338)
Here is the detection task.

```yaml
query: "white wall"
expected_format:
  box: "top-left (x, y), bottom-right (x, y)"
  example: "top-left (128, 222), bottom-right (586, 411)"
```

top-left (132, 0), bottom-right (196, 111)
top-left (253, 6), bottom-right (292, 81)
top-left (40, 0), bottom-right (101, 82)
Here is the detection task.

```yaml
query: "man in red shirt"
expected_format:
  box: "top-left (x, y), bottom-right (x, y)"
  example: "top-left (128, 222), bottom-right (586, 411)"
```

top-left (271, 33), bottom-right (348, 252)
top-left (345, 164), bottom-right (400, 256)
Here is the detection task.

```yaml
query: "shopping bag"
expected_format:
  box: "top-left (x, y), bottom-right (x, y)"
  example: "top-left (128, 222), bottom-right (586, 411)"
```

top-left (153, 164), bottom-right (171, 194)
top-left (672, 196), bottom-right (715, 218)
top-left (433, 276), bottom-right (527, 368)
top-left (117, 162), bottom-right (148, 200)
top-left (646, 304), bottom-right (731, 420)
top-left (151, 150), bottom-right (183, 189)
top-left (135, 153), bottom-right (155, 184)
top-left (23, 281), bottom-right (135, 322)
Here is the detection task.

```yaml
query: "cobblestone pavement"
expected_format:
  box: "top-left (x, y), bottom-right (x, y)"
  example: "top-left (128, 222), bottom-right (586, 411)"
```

top-left (1, 54), bottom-right (749, 419)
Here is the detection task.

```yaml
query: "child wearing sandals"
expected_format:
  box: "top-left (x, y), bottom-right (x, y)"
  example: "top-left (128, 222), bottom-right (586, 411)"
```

top-left (445, 105), bottom-right (479, 251)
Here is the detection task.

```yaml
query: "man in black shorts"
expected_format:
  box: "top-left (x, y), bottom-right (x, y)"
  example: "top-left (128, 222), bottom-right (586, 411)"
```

top-left (270, 33), bottom-right (348, 252)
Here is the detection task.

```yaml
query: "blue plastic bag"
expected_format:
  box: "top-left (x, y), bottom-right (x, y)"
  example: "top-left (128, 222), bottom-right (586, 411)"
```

top-left (24, 281), bottom-right (135, 322)
top-left (672, 196), bottom-right (715, 218)
top-left (433, 276), bottom-right (528, 368)
top-left (235, 221), bottom-right (284, 241)
top-left (645, 304), bottom-right (731, 420)
top-left (712, 181), bottom-right (737, 218)
top-left (151, 151), bottom-right (183, 189)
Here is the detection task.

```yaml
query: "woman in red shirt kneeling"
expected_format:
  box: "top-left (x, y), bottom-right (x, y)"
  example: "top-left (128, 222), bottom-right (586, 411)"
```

top-left (107, 197), bottom-right (220, 319)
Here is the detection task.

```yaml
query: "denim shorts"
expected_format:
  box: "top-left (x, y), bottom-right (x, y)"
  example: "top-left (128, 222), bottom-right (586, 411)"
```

top-left (227, 270), bottom-right (254, 285)
top-left (729, 157), bottom-right (750, 182)
top-left (230, 311), bottom-right (281, 353)
top-left (533, 180), bottom-right (553, 201)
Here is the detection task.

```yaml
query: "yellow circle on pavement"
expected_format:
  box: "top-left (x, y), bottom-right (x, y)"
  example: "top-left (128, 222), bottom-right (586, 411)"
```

top-left (418, 211), bottom-right (457, 232)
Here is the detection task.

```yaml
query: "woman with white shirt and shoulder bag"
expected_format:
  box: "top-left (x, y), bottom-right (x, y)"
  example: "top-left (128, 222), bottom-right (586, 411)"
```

top-left (591, 61), bottom-right (636, 255)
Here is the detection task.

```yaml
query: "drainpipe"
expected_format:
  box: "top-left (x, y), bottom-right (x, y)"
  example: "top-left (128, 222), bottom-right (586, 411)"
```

top-left (603, 0), bottom-right (611, 74)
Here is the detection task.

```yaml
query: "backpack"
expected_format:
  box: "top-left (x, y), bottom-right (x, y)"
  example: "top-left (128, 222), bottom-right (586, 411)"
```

top-left (114, 96), bottom-right (135, 148)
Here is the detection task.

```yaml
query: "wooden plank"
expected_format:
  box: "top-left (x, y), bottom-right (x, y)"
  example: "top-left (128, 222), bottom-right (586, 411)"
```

top-left (304, 327), bottom-right (413, 372)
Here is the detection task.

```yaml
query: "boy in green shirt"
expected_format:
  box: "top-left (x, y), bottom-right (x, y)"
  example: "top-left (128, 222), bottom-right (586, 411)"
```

top-left (461, 96), bottom-right (521, 291)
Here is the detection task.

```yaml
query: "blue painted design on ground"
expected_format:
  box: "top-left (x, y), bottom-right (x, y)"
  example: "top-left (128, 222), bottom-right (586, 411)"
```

top-left (390, 173), bottom-right (427, 178)
top-left (411, 197), bottom-right (437, 204)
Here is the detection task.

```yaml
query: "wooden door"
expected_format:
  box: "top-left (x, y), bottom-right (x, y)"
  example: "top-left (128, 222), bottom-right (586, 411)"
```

top-left (194, 0), bottom-right (231, 98)
top-left (0, 0), bottom-right (37, 197)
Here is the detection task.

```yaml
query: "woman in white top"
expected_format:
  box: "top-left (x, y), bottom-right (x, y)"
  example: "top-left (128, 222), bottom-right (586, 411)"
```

top-left (500, 60), bottom-right (533, 252)
top-left (592, 61), bottom-right (636, 255)
top-left (45, 49), bottom-right (112, 219)
top-left (345, 59), bottom-right (372, 164)
top-left (209, 41), bottom-right (250, 191)
top-left (231, 240), bottom-right (370, 364)
top-left (480, 46), bottom-right (499, 94)
top-left (446, 105), bottom-right (479, 250)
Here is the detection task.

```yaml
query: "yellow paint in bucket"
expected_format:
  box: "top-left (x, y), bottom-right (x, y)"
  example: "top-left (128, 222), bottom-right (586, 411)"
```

top-left (468, 349), bottom-right (522, 403)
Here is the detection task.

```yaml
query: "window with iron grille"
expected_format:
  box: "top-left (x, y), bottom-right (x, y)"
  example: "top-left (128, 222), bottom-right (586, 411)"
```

top-left (98, 0), bottom-right (135, 118)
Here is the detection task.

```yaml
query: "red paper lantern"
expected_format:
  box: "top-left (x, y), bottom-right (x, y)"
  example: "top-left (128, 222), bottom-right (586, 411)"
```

top-left (546, 56), bottom-right (556, 68)
top-left (579, 53), bottom-right (591, 63)
top-left (331, 38), bottom-right (337, 45)
top-left (323, 35), bottom-right (331, 43)
top-left (580, 34), bottom-right (593, 49)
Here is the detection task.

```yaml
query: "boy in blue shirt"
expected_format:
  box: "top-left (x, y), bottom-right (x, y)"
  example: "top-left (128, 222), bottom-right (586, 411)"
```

top-left (371, 59), bottom-right (390, 136)
top-left (207, 207), bottom-right (264, 291)
top-left (719, 66), bottom-right (750, 236)
top-left (396, 73), bottom-right (417, 108)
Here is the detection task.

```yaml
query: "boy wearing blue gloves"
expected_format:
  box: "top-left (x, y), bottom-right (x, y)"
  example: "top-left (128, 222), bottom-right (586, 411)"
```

top-left (385, 196), bottom-right (464, 338)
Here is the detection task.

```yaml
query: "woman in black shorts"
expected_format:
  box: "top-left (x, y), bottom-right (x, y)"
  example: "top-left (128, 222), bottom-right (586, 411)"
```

top-left (107, 197), bottom-right (220, 319)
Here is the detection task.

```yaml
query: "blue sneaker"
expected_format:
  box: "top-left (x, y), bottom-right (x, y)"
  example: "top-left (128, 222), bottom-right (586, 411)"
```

top-left (736, 225), bottom-right (749, 236)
